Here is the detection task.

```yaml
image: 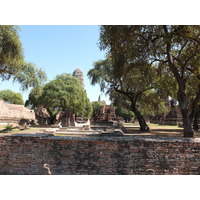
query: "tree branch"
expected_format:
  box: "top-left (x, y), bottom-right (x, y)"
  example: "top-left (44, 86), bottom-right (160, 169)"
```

top-left (150, 58), bottom-right (168, 65)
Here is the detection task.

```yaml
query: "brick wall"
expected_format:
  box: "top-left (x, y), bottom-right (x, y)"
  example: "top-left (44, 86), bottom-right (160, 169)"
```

top-left (0, 100), bottom-right (35, 122)
top-left (0, 134), bottom-right (200, 175)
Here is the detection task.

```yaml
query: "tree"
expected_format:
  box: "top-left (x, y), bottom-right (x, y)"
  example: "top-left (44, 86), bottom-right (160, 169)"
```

top-left (148, 25), bottom-right (200, 137)
top-left (84, 97), bottom-right (93, 119)
top-left (35, 73), bottom-right (92, 126)
top-left (110, 88), bottom-right (166, 123)
top-left (111, 94), bottom-right (135, 123)
top-left (0, 89), bottom-right (24, 105)
top-left (88, 55), bottom-right (157, 132)
top-left (0, 25), bottom-right (47, 90)
top-left (25, 86), bottom-right (43, 109)
top-left (186, 74), bottom-right (200, 130)
top-left (0, 25), bottom-right (24, 80)
top-left (99, 25), bottom-right (200, 137)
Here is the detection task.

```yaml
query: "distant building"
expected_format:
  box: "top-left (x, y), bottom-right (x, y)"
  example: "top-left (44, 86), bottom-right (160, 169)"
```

top-left (73, 67), bottom-right (84, 88)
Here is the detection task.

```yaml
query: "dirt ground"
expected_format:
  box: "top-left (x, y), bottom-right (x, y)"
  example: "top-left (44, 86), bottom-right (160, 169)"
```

top-left (0, 123), bottom-right (200, 138)
top-left (123, 123), bottom-right (200, 138)
top-left (0, 127), bottom-right (46, 135)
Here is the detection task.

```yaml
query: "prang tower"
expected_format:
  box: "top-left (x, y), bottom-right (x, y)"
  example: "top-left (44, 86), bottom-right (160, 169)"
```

top-left (73, 67), bottom-right (84, 88)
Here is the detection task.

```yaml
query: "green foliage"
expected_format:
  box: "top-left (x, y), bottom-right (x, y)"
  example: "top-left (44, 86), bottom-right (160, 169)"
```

top-left (25, 86), bottom-right (43, 109)
top-left (5, 124), bottom-right (13, 132)
top-left (98, 25), bottom-right (200, 135)
top-left (88, 55), bottom-right (113, 92)
top-left (14, 63), bottom-right (47, 91)
top-left (0, 25), bottom-right (24, 80)
top-left (84, 97), bottom-right (93, 118)
top-left (111, 90), bottom-right (166, 121)
top-left (0, 89), bottom-right (24, 105)
top-left (0, 25), bottom-right (47, 90)
top-left (110, 91), bottom-right (134, 121)
top-left (88, 55), bottom-right (156, 95)
top-left (115, 107), bottom-right (135, 122)
top-left (91, 101), bottom-right (105, 120)
top-left (88, 55), bottom-right (156, 126)
top-left (31, 73), bottom-right (92, 119)
top-left (138, 90), bottom-right (167, 117)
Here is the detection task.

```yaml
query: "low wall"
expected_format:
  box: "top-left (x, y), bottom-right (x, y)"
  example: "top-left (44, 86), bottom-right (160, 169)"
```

top-left (0, 134), bottom-right (200, 175)
top-left (0, 99), bottom-right (35, 122)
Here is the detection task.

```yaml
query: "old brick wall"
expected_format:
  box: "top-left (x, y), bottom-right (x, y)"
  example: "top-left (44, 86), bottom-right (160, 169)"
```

top-left (0, 134), bottom-right (200, 175)
top-left (0, 100), bottom-right (35, 123)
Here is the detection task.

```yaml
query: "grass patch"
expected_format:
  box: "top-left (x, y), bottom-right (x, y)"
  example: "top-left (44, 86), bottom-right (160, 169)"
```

top-left (0, 127), bottom-right (43, 134)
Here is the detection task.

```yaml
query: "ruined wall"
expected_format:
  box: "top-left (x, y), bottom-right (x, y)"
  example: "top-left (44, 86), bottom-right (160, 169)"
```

top-left (0, 100), bottom-right (35, 124)
top-left (0, 134), bottom-right (200, 175)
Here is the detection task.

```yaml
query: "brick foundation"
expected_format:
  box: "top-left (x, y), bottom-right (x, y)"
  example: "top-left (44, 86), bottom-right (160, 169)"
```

top-left (0, 134), bottom-right (200, 175)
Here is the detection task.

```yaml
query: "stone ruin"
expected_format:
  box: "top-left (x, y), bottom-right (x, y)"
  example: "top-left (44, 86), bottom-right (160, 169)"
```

top-left (38, 118), bottom-right (125, 137)
top-left (151, 108), bottom-right (182, 126)
top-left (159, 108), bottom-right (182, 125)
top-left (73, 67), bottom-right (84, 88)
top-left (151, 98), bottom-right (182, 126)
top-left (0, 99), bottom-right (35, 126)
top-left (98, 105), bottom-right (116, 121)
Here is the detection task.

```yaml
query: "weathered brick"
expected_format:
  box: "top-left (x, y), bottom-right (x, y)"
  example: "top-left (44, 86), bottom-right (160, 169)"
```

top-left (0, 134), bottom-right (200, 174)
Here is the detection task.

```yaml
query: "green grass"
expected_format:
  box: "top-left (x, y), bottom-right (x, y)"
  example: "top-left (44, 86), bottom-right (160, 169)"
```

top-left (0, 127), bottom-right (43, 134)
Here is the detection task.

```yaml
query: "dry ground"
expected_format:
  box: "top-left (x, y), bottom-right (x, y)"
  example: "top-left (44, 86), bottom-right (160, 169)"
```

top-left (123, 123), bottom-right (200, 138)
top-left (0, 123), bottom-right (200, 138)
top-left (0, 126), bottom-right (46, 135)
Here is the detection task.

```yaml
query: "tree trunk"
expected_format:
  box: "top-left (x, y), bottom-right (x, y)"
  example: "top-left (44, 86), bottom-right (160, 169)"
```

top-left (193, 112), bottom-right (199, 131)
top-left (66, 113), bottom-right (75, 127)
top-left (131, 103), bottom-right (149, 132)
top-left (124, 118), bottom-right (129, 123)
top-left (178, 89), bottom-right (194, 137)
top-left (48, 115), bottom-right (57, 125)
top-left (163, 28), bottom-right (194, 137)
top-left (180, 108), bottom-right (194, 137)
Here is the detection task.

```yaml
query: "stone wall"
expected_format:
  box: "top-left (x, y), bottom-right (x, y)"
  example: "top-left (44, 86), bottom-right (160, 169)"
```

top-left (0, 100), bottom-right (35, 124)
top-left (0, 134), bottom-right (200, 175)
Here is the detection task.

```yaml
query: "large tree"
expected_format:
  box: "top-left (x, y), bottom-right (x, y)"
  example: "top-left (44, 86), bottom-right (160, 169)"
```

top-left (28, 74), bottom-right (92, 126)
top-left (99, 25), bottom-right (200, 137)
top-left (0, 89), bottom-right (24, 105)
top-left (148, 25), bottom-right (200, 137)
top-left (110, 84), bottom-right (166, 123)
top-left (0, 25), bottom-right (47, 90)
top-left (88, 55), bottom-right (157, 131)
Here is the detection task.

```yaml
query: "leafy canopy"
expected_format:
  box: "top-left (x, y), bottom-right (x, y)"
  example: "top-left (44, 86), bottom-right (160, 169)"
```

top-left (30, 73), bottom-right (92, 118)
top-left (0, 25), bottom-right (47, 90)
top-left (91, 101), bottom-right (105, 121)
top-left (99, 25), bottom-right (200, 136)
top-left (0, 89), bottom-right (24, 105)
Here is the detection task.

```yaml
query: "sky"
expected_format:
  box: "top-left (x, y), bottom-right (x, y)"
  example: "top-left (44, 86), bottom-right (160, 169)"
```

top-left (0, 25), bottom-right (110, 104)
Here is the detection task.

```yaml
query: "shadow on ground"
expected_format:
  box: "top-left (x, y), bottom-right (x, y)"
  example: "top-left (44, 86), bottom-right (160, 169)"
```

top-left (125, 127), bottom-right (183, 137)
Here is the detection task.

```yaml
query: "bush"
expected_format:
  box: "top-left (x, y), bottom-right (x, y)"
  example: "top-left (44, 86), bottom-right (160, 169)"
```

top-left (5, 124), bottom-right (13, 132)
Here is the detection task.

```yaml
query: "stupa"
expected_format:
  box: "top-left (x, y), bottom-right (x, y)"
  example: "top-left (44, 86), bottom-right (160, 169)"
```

top-left (73, 67), bottom-right (84, 88)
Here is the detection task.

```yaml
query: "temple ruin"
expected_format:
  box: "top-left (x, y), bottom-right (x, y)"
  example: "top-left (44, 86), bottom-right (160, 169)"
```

top-left (98, 105), bottom-right (116, 121)
top-left (0, 99), bottom-right (35, 126)
top-left (73, 67), bottom-right (84, 88)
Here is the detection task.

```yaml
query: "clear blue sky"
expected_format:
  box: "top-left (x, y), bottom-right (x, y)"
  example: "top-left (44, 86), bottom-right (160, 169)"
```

top-left (0, 25), bottom-right (110, 104)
